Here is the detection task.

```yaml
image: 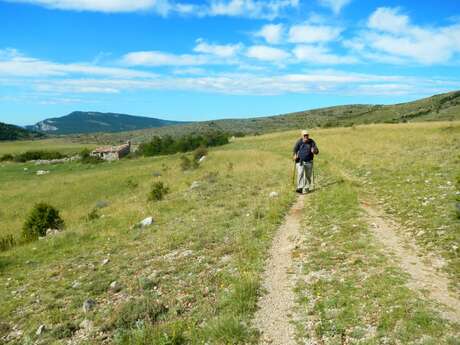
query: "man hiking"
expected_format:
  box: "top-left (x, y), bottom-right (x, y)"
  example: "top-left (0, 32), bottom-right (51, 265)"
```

top-left (293, 130), bottom-right (319, 194)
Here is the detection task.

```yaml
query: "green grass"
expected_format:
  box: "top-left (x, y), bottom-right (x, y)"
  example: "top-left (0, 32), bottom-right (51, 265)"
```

top-left (0, 136), bottom-right (296, 344)
top-left (0, 138), bottom-right (94, 156)
top-left (1, 121), bottom-right (458, 344)
top-left (294, 164), bottom-right (459, 344)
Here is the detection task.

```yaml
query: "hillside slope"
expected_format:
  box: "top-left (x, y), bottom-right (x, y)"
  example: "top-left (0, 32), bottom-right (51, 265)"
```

top-left (27, 111), bottom-right (186, 135)
top-left (0, 122), bottom-right (44, 141)
top-left (72, 90), bottom-right (460, 144)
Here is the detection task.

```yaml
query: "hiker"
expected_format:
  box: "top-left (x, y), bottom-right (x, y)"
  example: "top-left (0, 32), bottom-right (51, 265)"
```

top-left (293, 130), bottom-right (319, 194)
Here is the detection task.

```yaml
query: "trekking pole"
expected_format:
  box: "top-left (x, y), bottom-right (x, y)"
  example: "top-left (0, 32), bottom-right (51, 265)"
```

top-left (292, 161), bottom-right (296, 187)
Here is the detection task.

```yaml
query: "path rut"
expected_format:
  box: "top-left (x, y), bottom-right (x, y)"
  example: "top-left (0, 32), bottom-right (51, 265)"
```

top-left (362, 202), bottom-right (460, 323)
top-left (253, 195), bottom-right (304, 345)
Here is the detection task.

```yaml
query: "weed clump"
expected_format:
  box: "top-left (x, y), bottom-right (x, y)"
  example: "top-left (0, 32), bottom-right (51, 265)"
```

top-left (51, 322), bottom-right (78, 339)
top-left (180, 155), bottom-right (198, 171)
top-left (22, 203), bottom-right (64, 241)
top-left (86, 208), bottom-right (100, 221)
top-left (0, 234), bottom-right (16, 252)
top-left (113, 297), bottom-right (168, 330)
top-left (14, 150), bottom-right (65, 162)
top-left (0, 154), bottom-right (13, 162)
top-left (148, 182), bottom-right (170, 202)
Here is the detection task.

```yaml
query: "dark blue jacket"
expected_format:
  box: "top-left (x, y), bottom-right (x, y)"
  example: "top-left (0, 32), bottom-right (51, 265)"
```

top-left (293, 138), bottom-right (318, 163)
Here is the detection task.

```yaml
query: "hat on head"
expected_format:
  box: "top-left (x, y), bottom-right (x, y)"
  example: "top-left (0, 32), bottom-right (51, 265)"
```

top-left (301, 130), bottom-right (309, 136)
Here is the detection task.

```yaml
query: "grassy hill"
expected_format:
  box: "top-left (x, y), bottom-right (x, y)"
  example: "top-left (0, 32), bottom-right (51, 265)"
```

top-left (69, 90), bottom-right (460, 144)
top-left (0, 121), bottom-right (459, 344)
top-left (0, 122), bottom-right (44, 141)
top-left (27, 111), bottom-right (187, 135)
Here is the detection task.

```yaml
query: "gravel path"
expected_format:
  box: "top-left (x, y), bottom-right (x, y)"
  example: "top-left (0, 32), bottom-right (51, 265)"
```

top-left (363, 202), bottom-right (460, 323)
top-left (253, 195), bottom-right (305, 345)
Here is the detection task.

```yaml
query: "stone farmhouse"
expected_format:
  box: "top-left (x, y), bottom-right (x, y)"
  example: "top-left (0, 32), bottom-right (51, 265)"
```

top-left (91, 141), bottom-right (131, 161)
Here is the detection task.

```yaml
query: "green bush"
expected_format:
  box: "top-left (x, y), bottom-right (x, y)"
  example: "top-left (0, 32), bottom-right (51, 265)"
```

top-left (193, 146), bottom-right (208, 161)
top-left (0, 153), bottom-right (13, 162)
top-left (148, 182), bottom-right (170, 202)
top-left (80, 148), bottom-right (103, 164)
top-left (180, 155), bottom-right (198, 171)
top-left (13, 150), bottom-right (65, 162)
top-left (22, 203), bottom-right (64, 240)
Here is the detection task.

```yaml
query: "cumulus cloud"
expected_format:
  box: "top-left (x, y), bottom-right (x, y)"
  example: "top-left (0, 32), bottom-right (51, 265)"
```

top-left (256, 24), bottom-right (284, 44)
top-left (317, 0), bottom-right (351, 14)
top-left (293, 45), bottom-right (357, 64)
top-left (193, 39), bottom-right (242, 58)
top-left (121, 51), bottom-right (211, 66)
top-left (6, 0), bottom-right (299, 18)
top-left (288, 24), bottom-right (342, 43)
top-left (246, 45), bottom-right (290, 61)
top-left (5, 0), bottom-right (172, 14)
top-left (346, 7), bottom-right (460, 65)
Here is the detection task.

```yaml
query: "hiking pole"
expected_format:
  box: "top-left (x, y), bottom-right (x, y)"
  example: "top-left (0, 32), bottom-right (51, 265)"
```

top-left (292, 160), bottom-right (296, 187)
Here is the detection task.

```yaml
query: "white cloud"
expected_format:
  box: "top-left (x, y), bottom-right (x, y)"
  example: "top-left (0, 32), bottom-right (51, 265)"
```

top-left (6, 0), bottom-right (172, 14)
top-left (0, 49), bottom-right (157, 78)
top-left (293, 45), bottom-right (357, 64)
top-left (193, 39), bottom-right (242, 58)
top-left (121, 51), bottom-right (210, 66)
top-left (207, 0), bottom-right (299, 19)
top-left (256, 24), bottom-right (284, 44)
top-left (347, 7), bottom-right (460, 65)
top-left (288, 24), bottom-right (342, 43)
top-left (246, 45), bottom-right (290, 61)
top-left (6, 0), bottom-right (299, 18)
top-left (318, 0), bottom-right (351, 14)
top-left (368, 7), bottom-right (409, 34)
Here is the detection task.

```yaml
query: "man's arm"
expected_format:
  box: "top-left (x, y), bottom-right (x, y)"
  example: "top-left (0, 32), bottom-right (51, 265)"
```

top-left (293, 139), bottom-right (301, 160)
top-left (311, 140), bottom-right (319, 155)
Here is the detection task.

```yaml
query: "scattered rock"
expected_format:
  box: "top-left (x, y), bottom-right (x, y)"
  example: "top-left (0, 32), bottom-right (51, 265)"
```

top-left (101, 258), bottom-right (110, 265)
top-left (36, 170), bottom-right (50, 176)
top-left (152, 171), bottom-right (162, 177)
top-left (198, 156), bottom-right (206, 163)
top-left (36, 324), bottom-right (46, 335)
top-left (269, 191), bottom-right (279, 198)
top-left (95, 200), bottom-right (109, 209)
top-left (109, 281), bottom-right (122, 292)
top-left (71, 281), bottom-right (81, 289)
top-left (82, 299), bottom-right (96, 313)
top-left (190, 181), bottom-right (200, 189)
top-left (139, 217), bottom-right (153, 228)
top-left (79, 319), bottom-right (93, 330)
top-left (23, 167), bottom-right (28, 171)
top-left (46, 228), bottom-right (60, 236)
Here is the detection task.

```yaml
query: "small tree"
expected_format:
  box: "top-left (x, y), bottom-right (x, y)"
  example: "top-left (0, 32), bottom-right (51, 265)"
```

top-left (23, 203), bottom-right (64, 241)
top-left (148, 182), bottom-right (170, 202)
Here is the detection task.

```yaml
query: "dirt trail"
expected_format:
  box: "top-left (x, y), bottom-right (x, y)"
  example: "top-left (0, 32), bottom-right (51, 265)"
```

top-left (253, 195), bottom-right (304, 345)
top-left (362, 202), bottom-right (460, 323)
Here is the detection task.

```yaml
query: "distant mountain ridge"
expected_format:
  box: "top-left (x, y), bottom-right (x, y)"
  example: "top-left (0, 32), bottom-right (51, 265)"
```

top-left (27, 111), bottom-right (186, 135)
top-left (0, 122), bottom-right (44, 141)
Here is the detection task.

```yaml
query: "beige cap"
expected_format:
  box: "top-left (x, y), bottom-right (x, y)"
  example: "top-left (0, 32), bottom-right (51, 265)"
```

top-left (301, 130), bottom-right (309, 136)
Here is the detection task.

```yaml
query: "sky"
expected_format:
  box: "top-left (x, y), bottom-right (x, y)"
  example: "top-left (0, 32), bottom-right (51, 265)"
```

top-left (1, 0), bottom-right (459, 126)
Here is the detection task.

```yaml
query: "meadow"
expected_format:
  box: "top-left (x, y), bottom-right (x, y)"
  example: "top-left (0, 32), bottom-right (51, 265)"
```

top-left (0, 121), bottom-right (459, 344)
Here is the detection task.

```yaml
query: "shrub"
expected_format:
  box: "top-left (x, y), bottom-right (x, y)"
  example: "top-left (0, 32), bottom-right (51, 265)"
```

top-left (80, 148), bottom-right (103, 164)
top-left (180, 156), bottom-right (198, 171)
top-left (22, 203), bottom-right (64, 241)
top-left (0, 154), bottom-right (13, 162)
top-left (113, 297), bottom-right (168, 330)
top-left (0, 234), bottom-right (16, 252)
top-left (126, 178), bottom-right (138, 190)
top-left (14, 150), bottom-right (65, 162)
top-left (193, 146), bottom-right (208, 161)
top-left (51, 322), bottom-right (78, 339)
top-left (86, 208), bottom-right (100, 221)
top-left (148, 182), bottom-right (170, 202)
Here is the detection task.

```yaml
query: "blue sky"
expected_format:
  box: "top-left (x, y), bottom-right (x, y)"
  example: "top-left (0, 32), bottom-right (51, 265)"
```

top-left (1, 0), bottom-right (459, 126)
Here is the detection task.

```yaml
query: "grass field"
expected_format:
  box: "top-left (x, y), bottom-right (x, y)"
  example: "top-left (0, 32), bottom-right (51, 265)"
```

top-left (0, 138), bottom-right (94, 156)
top-left (0, 121), bottom-right (459, 344)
